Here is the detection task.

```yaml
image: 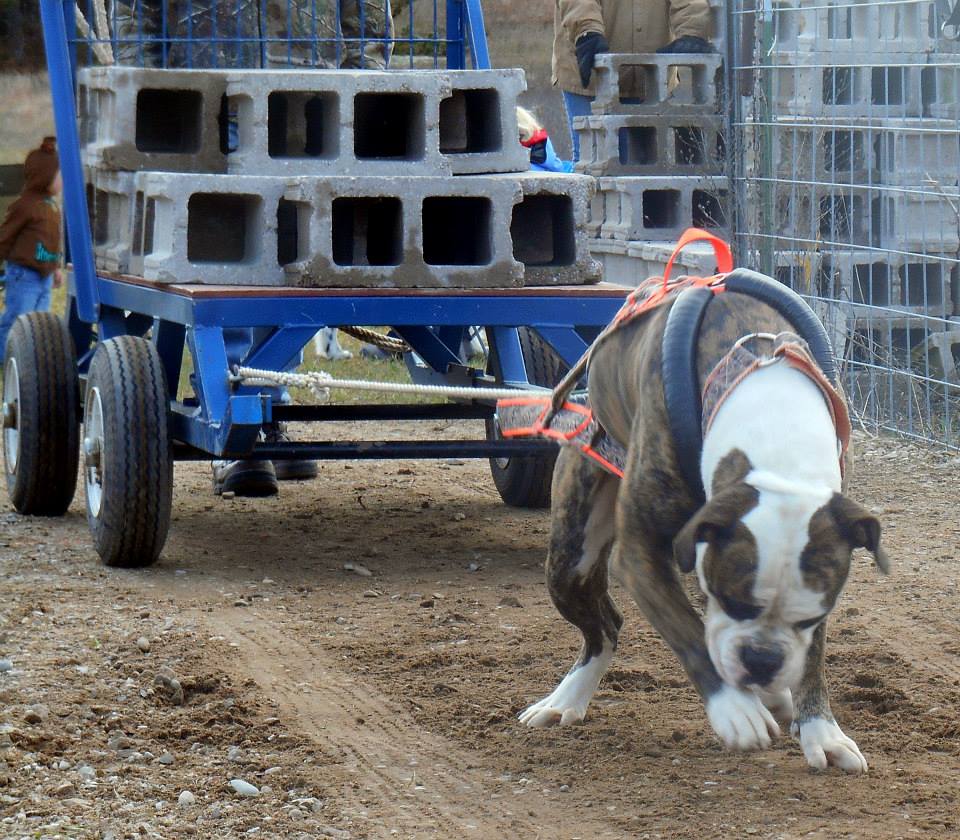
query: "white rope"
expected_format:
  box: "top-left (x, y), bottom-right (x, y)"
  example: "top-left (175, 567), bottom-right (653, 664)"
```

top-left (234, 366), bottom-right (551, 403)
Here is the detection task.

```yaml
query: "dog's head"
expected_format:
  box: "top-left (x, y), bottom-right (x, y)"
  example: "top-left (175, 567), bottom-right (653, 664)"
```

top-left (673, 450), bottom-right (888, 694)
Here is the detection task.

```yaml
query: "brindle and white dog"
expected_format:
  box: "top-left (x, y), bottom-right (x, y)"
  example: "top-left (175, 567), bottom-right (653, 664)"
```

top-left (519, 291), bottom-right (889, 773)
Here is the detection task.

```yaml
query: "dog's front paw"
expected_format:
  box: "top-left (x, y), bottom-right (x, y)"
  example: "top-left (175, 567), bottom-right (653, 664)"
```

top-left (518, 662), bottom-right (606, 728)
top-left (706, 685), bottom-right (781, 751)
top-left (795, 717), bottom-right (867, 773)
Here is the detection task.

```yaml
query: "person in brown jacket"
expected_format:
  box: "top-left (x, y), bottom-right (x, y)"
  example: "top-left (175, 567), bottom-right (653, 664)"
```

top-left (552, 0), bottom-right (713, 160)
top-left (0, 137), bottom-right (63, 360)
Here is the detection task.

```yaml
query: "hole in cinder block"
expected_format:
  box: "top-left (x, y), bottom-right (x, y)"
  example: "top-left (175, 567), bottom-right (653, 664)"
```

top-left (693, 189), bottom-right (728, 228)
top-left (267, 91), bottom-right (339, 159)
top-left (143, 198), bottom-right (156, 257)
top-left (331, 197), bottom-right (403, 267)
top-left (440, 89), bottom-right (501, 154)
top-left (135, 89), bottom-right (202, 153)
top-left (92, 188), bottom-right (109, 246)
top-left (901, 263), bottom-right (944, 307)
top-left (618, 127), bottom-right (657, 166)
top-left (872, 67), bottom-right (905, 105)
top-left (277, 198), bottom-right (300, 265)
top-left (822, 67), bottom-right (854, 105)
top-left (667, 64), bottom-right (709, 105)
top-left (820, 194), bottom-right (866, 243)
top-left (511, 195), bottom-right (575, 267)
top-left (617, 64), bottom-right (654, 103)
top-left (823, 130), bottom-right (865, 172)
top-left (870, 196), bottom-right (895, 246)
top-left (187, 193), bottom-right (260, 263)
top-left (422, 197), bottom-right (491, 265)
top-left (828, 3), bottom-right (852, 38)
top-left (642, 190), bottom-right (680, 229)
top-left (354, 93), bottom-right (425, 160)
top-left (854, 263), bottom-right (891, 305)
top-left (133, 192), bottom-right (145, 257)
top-left (675, 127), bottom-right (706, 165)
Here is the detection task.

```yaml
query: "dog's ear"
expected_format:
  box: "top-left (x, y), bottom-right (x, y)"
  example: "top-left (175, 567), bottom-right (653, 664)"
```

top-left (829, 494), bottom-right (890, 574)
top-left (674, 483), bottom-right (759, 574)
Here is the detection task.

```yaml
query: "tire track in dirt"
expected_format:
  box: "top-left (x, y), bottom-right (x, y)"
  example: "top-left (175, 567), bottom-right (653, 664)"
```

top-left (196, 606), bottom-right (617, 839)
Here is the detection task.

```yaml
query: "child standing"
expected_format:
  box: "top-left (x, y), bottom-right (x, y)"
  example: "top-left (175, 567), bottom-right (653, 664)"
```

top-left (0, 137), bottom-right (64, 361)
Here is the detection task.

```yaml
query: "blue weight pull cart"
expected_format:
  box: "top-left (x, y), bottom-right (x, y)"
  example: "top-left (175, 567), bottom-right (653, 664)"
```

top-left (2, 0), bottom-right (628, 567)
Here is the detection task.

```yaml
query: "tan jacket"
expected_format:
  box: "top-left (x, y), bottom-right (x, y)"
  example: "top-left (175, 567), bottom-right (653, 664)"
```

top-left (552, 0), bottom-right (712, 95)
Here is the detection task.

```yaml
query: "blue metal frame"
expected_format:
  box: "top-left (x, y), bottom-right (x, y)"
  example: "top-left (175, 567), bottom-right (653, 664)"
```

top-left (40, 0), bottom-right (627, 462)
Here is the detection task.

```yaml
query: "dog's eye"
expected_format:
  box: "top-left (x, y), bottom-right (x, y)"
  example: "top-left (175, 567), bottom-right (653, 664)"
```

top-left (794, 614), bottom-right (827, 631)
top-left (720, 598), bottom-right (762, 621)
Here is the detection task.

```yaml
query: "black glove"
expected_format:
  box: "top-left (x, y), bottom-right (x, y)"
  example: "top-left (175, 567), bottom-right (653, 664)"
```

top-left (575, 31), bottom-right (609, 88)
top-left (657, 35), bottom-right (714, 54)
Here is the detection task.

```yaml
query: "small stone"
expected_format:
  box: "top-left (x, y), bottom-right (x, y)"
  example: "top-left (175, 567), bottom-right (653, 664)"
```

top-left (24, 708), bottom-right (45, 725)
top-left (263, 766), bottom-right (282, 775)
top-left (419, 599), bottom-right (434, 608)
top-left (56, 759), bottom-right (71, 770)
top-left (559, 784), bottom-right (570, 793)
top-left (77, 765), bottom-right (96, 781)
top-left (362, 590), bottom-right (381, 598)
top-left (343, 562), bottom-right (372, 577)
top-left (177, 790), bottom-right (196, 807)
top-left (108, 733), bottom-right (134, 751)
top-left (55, 781), bottom-right (76, 797)
top-left (156, 752), bottom-right (175, 766)
top-left (497, 596), bottom-right (523, 608)
top-left (208, 804), bottom-right (223, 820)
top-left (229, 779), bottom-right (259, 797)
top-left (467, 562), bottom-right (481, 572)
top-left (221, 491), bottom-right (236, 500)
top-left (452, 512), bottom-right (466, 522)
top-left (287, 807), bottom-right (304, 820)
top-left (0, 659), bottom-right (12, 673)
top-left (227, 746), bottom-right (244, 762)
top-left (136, 637), bottom-right (151, 653)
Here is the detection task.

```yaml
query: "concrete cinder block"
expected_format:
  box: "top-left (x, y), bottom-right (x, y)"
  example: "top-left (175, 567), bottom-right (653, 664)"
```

top-left (822, 249), bottom-right (955, 321)
top-left (78, 66), bottom-right (529, 177)
top-left (591, 176), bottom-right (730, 241)
top-left (123, 170), bottom-right (599, 288)
top-left (85, 168), bottom-right (137, 274)
top-left (770, 0), bottom-right (958, 56)
top-left (284, 171), bottom-right (600, 288)
top-left (573, 113), bottom-right (725, 177)
top-left (770, 57), bottom-right (932, 118)
top-left (78, 67), bottom-right (228, 173)
top-left (589, 237), bottom-right (724, 287)
top-left (870, 117), bottom-right (960, 185)
top-left (754, 118), bottom-right (876, 184)
top-left (590, 53), bottom-right (724, 116)
top-left (128, 172), bottom-right (292, 285)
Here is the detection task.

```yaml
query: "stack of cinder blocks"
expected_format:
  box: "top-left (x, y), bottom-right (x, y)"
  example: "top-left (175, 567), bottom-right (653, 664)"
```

top-left (573, 46), bottom-right (729, 285)
top-left (78, 65), bottom-right (600, 287)
top-left (760, 0), bottom-right (960, 324)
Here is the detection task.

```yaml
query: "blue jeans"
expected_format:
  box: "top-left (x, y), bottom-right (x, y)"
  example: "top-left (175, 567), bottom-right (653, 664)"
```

top-left (0, 263), bottom-right (53, 361)
top-left (562, 90), bottom-right (594, 162)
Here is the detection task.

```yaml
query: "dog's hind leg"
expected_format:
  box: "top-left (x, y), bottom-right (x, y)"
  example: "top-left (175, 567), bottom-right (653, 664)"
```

top-left (520, 448), bottom-right (621, 728)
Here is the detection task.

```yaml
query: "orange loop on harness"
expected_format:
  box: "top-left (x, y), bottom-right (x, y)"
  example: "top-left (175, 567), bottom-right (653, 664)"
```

top-left (662, 228), bottom-right (734, 290)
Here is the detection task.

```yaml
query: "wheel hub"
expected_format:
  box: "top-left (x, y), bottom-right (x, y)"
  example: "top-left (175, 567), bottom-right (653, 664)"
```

top-left (2, 358), bottom-right (20, 475)
top-left (1, 401), bottom-right (15, 430)
top-left (84, 387), bottom-right (106, 519)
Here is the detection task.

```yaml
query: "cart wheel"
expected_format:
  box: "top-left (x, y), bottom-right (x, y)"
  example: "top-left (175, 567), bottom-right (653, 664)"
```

top-left (84, 337), bottom-right (172, 567)
top-left (487, 328), bottom-right (567, 509)
top-left (3, 312), bottom-right (80, 515)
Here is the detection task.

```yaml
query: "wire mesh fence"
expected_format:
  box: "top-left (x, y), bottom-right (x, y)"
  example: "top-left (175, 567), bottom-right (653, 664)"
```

top-left (728, 0), bottom-right (960, 447)
top-left (70, 0), bottom-right (458, 70)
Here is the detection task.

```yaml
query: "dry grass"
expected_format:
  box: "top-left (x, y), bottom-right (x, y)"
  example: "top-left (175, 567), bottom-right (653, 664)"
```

top-left (0, 72), bottom-right (54, 165)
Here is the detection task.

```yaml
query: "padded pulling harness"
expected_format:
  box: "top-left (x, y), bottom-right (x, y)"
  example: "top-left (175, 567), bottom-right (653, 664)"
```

top-left (496, 230), bottom-right (842, 502)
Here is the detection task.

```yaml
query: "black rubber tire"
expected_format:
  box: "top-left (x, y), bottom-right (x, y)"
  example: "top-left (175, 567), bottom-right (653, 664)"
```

top-left (487, 328), bottom-right (567, 509)
top-left (3, 312), bottom-right (80, 515)
top-left (84, 337), bottom-right (172, 568)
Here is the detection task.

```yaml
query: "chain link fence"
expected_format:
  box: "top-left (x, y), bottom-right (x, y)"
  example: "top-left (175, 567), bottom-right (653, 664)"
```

top-left (728, 0), bottom-right (960, 447)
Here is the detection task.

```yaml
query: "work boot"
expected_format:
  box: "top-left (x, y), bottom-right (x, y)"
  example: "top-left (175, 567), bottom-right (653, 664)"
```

top-left (212, 460), bottom-right (279, 497)
top-left (265, 423), bottom-right (319, 481)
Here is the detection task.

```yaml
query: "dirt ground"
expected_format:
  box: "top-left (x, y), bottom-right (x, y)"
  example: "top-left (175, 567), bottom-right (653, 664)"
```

top-left (1, 425), bottom-right (959, 839)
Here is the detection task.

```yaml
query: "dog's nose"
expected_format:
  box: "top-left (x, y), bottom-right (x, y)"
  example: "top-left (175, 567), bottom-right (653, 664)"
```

top-left (740, 645), bottom-right (784, 686)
